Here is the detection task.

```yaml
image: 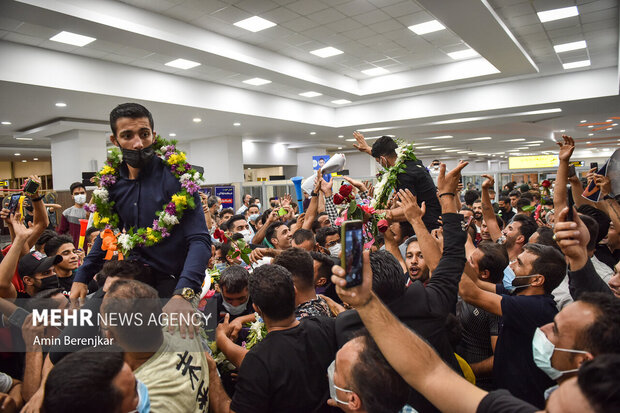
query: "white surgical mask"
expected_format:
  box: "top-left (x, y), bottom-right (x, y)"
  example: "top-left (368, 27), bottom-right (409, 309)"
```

top-left (222, 299), bottom-right (248, 316)
top-left (532, 328), bottom-right (588, 380)
top-left (328, 243), bottom-right (341, 258)
top-left (74, 194), bottom-right (86, 205)
top-left (327, 360), bottom-right (353, 405)
top-left (249, 213), bottom-right (260, 222)
top-left (239, 229), bottom-right (253, 244)
top-left (255, 203), bottom-right (261, 210)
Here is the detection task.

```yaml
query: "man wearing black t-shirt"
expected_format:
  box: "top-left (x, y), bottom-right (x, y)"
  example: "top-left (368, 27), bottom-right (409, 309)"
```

top-left (208, 264), bottom-right (337, 413)
top-left (353, 132), bottom-right (440, 231)
top-left (459, 243), bottom-right (566, 408)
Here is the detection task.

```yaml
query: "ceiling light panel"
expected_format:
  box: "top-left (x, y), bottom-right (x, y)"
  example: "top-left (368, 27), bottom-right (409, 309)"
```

top-left (243, 77), bottom-right (271, 86)
top-left (563, 60), bottom-right (590, 70)
top-left (299, 91), bottom-right (322, 97)
top-left (233, 16), bottom-right (276, 32)
top-left (49, 31), bottom-right (96, 47)
top-left (331, 99), bottom-right (351, 105)
top-left (553, 40), bottom-right (587, 53)
top-left (408, 20), bottom-right (446, 35)
top-left (468, 137), bottom-right (493, 140)
top-left (447, 48), bottom-right (478, 60)
top-left (310, 47), bottom-right (343, 58)
top-left (165, 58), bottom-right (201, 70)
top-left (361, 67), bottom-right (389, 76)
top-left (537, 6), bottom-right (579, 23)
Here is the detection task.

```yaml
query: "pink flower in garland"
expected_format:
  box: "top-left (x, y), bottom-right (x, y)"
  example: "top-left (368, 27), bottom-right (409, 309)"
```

top-left (182, 180), bottom-right (200, 195)
top-left (83, 204), bottom-right (97, 213)
top-left (100, 175), bottom-right (117, 187)
top-left (165, 202), bottom-right (176, 215)
top-left (160, 227), bottom-right (170, 238)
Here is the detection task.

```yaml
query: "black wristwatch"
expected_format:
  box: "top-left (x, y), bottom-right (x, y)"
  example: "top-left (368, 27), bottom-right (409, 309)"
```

top-left (310, 191), bottom-right (319, 197)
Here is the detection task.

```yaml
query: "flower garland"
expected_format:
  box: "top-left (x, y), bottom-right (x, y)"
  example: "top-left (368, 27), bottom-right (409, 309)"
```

top-left (85, 135), bottom-right (204, 255)
top-left (370, 140), bottom-right (417, 209)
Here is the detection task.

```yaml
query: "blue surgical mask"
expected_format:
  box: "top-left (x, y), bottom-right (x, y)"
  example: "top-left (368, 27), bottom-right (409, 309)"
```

top-left (502, 264), bottom-right (517, 291)
top-left (255, 203), bottom-right (261, 210)
top-left (327, 360), bottom-right (353, 405)
top-left (129, 379), bottom-right (150, 413)
top-left (249, 213), bottom-right (260, 222)
top-left (222, 299), bottom-right (248, 316)
top-left (532, 328), bottom-right (588, 380)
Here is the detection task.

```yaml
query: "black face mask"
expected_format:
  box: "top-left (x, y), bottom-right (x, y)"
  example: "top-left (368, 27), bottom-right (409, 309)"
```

top-left (121, 145), bottom-right (155, 169)
top-left (37, 275), bottom-right (59, 291)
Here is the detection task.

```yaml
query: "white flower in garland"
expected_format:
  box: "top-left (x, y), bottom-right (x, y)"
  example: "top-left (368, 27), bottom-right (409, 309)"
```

top-left (117, 233), bottom-right (134, 251)
top-left (161, 213), bottom-right (179, 226)
top-left (93, 188), bottom-right (109, 203)
top-left (180, 173), bottom-right (192, 183)
top-left (370, 141), bottom-right (417, 209)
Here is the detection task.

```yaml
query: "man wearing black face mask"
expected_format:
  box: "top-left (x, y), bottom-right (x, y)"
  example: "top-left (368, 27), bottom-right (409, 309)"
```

top-left (18, 251), bottom-right (62, 298)
top-left (70, 103), bottom-right (211, 339)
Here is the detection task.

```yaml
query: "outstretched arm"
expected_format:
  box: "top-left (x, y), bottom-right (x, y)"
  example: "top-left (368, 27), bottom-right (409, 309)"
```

top-left (398, 190), bottom-right (441, 272)
top-left (331, 252), bottom-right (488, 413)
top-left (480, 175), bottom-right (502, 241)
top-left (554, 135), bottom-right (574, 213)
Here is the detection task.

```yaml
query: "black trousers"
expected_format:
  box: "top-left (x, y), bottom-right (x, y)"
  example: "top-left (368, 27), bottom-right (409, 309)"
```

top-left (136, 266), bottom-right (177, 299)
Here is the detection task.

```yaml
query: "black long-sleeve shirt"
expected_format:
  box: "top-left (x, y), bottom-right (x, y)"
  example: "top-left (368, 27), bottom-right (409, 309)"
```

top-left (396, 160), bottom-right (441, 231)
top-left (568, 257), bottom-right (612, 299)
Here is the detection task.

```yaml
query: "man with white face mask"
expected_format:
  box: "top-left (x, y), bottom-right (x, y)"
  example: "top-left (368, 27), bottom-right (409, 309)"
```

top-left (57, 181), bottom-right (87, 247)
top-left (531, 292), bottom-right (620, 399)
top-left (216, 266), bottom-right (254, 325)
top-left (316, 226), bottom-right (341, 259)
top-left (226, 215), bottom-right (254, 245)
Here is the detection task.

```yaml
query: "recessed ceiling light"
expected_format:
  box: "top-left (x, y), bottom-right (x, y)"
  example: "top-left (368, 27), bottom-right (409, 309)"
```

top-left (21, 160), bottom-right (27, 163)
top-left (537, 6), bottom-right (579, 23)
top-left (526, 144), bottom-right (541, 146)
top-left (15, 137), bottom-right (32, 141)
top-left (528, 140), bottom-right (545, 143)
top-left (580, 120), bottom-right (587, 123)
top-left (361, 67), bottom-right (389, 76)
top-left (14, 153), bottom-right (20, 156)
top-left (338, 135), bottom-right (344, 138)
top-left (332, 99), bottom-right (351, 105)
top-left (310, 47), bottom-right (343, 58)
top-left (425, 135), bottom-right (453, 140)
top-left (588, 125), bottom-right (594, 128)
top-left (193, 118), bottom-right (202, 123)
top-left (447, 48), bottom-right (478, 60)
top-left (468, 136), bottom-right (493, 140)
top-left (49, 31), bottom-right (96, 47)
top-left (563, 60), bottom-right (590, 70)
top-left (337, 146), bottom-right (342, 150)
top-left (586, 141), bottom-right (592, 144)
top-left (560, 129), bottom-right (566, 132)
top-left (431, 148), bottom-right (446, 151)
top-left (613, 124), bottom-right (618, 126)
top-left (165, 58), bottom-right (201, 70)
top-left (505, 138), bottom-right (526, 142)
top-left (445, 149), bottom-right (461, 152)
top-left (345, 138), bottom-right (356, 142)
top-left (606, 119), bottom-right (613, 122)
top-left (588, 133), bottom-right (594, 136)
top-left (310, 132), bottom-right (316, 135)
top-left (55, 102), bottom-right (67, 107)
top-left (1, 121), bottom-right (12, 125)
top-left (457, 151), bottom-right (471, 154)
top-left (233, 122), bottom-right (241, 126)
top-left (299, 91), bottom-right (322, 98)
top-left (607, 128), bottom-right (613, 131)
top-left (169, 133), bottom-right (176, 137)
top-left (553, 40), bottom-right (587, 53)
top-left (243, 77), bottom-right (271, 86)
top-left (233, 16), bottom-right (276, 32)
top-left (408, 20), bottom-right (446, 35)
top-left (33, 158), bottom-right (38, 161)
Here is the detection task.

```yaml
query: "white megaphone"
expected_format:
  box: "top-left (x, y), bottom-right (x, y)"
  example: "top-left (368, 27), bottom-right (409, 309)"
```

top-left (301, 153), bottom-right (346, 195)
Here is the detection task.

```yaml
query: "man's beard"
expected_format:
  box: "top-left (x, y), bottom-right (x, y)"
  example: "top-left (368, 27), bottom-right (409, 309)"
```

top-left (409, 266), bottom-right (429, 283)
top-left (504, 234), bottom-right (516, 249)
top-left (474, 212), bottom-right (482, 221)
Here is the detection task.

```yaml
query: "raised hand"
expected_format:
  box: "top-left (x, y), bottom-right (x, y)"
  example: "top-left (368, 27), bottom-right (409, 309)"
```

top-left (397, 189), bottom-right (425, 223)
top-left (343, 176), bottom-right (368, 193)
top-left (557, 135), bottom-right (575, 162)
top-left (352, 131), bottom-right (372, 154)
top-left (481, 174), bottom-right (494, 190)
top-left (553, 206), bottom-right (589, 269)
top-left (437, 161), bottom-right (468, 195)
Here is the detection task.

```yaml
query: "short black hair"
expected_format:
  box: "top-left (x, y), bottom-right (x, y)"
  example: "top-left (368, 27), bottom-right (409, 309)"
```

top-left (44, 234), bottom-right (75, 256)
top-left (398, 220), bottom-right (414, 239)
top-left (498, 195), bottom-right (510, 204)
top-left (311, 212), bottom-right (329, 233)
top-left (516, 197), bottom-right (531, 211)
top-left (349, 331), bottom-right (409, 413)
top-left (578, 354), bottom-right (620, 413)
top-left (578, 205), bottom-right (610, 244)
top-left (531, 227), bottom-right (560, 251)
top-left (477, 243), bottom-right (509, 284)
top-left (109, 102), bottom-right (154, 136)
top-left (576, 293), bottom-right (620, 356)
top-left (519, 183), bottom-right (530, 193)
top-left (370, 136), bottom-right (398, 158)
top-left (35, 229), bottom-right (58, 248)
top-left (265, 222), bottom-right (286, 245)
top-left (260, 208), bottom-right (273, 225)
top-left (96, 259), bottom-right (151, 288)
top-left (69, 182), bottom-right (85, 195)
top-left (273, 248), bottom-right (315, 290)
top-left (513, 214), bottom-right (537, 241)
top-left (85, 226), bottom-right (100, 242)
top-left (219, 266), bottom-right (249, 294)
top-left (249, 264), bottom-right (295, 321)
top-left (370, 250), bottom-right (406, 303)
top-left (579, 214), bottom-right (599, 252)
top-left (464, 190), bottom-right (480, 206)
top-left (523, 243), bottom-right (566, 294)
top-left (226, 214), bottom-right (247, 231)
top-left (101, 279), bottom-right (162, 352)
top-left (316, 226), bottom-right (340, 247)
top-left (220, 208), bottom-right (234, 217)
top-left (215, 241), bottom-right (233, 258)
top-left (520, 192), bottom-right (533, 201)
top-left (292, 229), bottom-right (315, 246)
top-left (509, 190), bottom-right (520, 198)
top-left (44, 348), bottom-right (126, 413)
top-left (310, 251), bottom-right (334, 281)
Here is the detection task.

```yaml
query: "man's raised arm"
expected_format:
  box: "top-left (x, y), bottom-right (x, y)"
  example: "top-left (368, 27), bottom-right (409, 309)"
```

top-left (480, 175), bottom-right (502, 241)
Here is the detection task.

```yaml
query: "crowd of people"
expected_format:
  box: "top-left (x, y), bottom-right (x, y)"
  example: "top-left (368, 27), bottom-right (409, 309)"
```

top-left (0, 104), bottom-right (618, 413)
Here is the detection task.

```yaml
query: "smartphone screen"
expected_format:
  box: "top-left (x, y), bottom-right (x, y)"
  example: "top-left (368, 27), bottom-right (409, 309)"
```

top-left (568, 164), bottom-right (576, 177)
top-left (341, 220), bottom-right (364, 288)
top-left (590, 162), bottom-right (598, 170)
top-left (277, 207), bottom-right (287, 217)
top-left (8, 194), bottom-right (22, 214)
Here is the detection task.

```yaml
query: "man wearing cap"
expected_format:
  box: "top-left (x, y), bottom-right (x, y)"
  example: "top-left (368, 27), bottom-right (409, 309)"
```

top-left (18, 251), bottom-right (62, 298)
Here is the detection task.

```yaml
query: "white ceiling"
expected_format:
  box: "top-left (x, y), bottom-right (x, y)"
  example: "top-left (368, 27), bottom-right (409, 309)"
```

top-left (0, 0), bottom-right (617, 163)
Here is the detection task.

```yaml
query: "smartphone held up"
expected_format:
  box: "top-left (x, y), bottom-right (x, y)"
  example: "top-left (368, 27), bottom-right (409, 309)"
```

top-left (340, 220), bottom-right (364, 288)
